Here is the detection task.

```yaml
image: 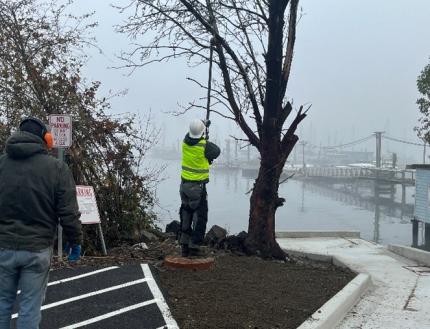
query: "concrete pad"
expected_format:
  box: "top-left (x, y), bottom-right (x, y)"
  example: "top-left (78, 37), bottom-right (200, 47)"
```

top-left (297, 274), bottom-right (371, 329)
top-left (277, 237), bottom-right (430, 329)
top-left (276, 230), bottom-right (360, 239)
top-left (388, 244), bottom-right (430, 266)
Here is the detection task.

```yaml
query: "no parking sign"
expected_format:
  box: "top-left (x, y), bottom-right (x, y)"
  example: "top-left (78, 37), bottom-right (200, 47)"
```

top-left (48, 114), bottom-right (72, 148)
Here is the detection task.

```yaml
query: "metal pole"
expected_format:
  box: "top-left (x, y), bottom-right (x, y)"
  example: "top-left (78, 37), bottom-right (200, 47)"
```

top-left (205, 38), bottom-right (215, 140)
top-left (293, 146), bottom-right (297, 165)
top-left (235, 140), bottom-right (238, 162)
top-left (97, 223), bottom-right (108, 256)
top-left (423, 142), bottom-right (427, 164)
top-left (300, 141), bottom-right (307, 175)
top-left (401, 172), bottom-right (406, 219)
top-left (375, 132), bottom-right (383, 168)
top-left (373, 184), bottom-right (381, 243)
top-left (57, 148), bottom-right (65, 258)
top-left (425, 223), bottom-right (430, 248)
top-left (226, 139), bottom-right (231, 165)
top-left (411, 218), bottom-right (419, 248)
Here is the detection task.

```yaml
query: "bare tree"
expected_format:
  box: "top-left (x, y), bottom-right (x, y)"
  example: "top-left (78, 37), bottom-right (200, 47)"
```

top-left (0, 0), bottom-right (160, 250)
top-left (118, 0), bottom-right (307, 258)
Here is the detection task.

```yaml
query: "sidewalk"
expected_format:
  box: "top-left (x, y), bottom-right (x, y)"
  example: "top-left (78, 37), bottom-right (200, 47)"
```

top-left (276, 236), bottom-right (430, 329)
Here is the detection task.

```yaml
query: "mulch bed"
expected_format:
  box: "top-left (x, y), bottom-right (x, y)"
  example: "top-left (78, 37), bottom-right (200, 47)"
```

top-left (52, 238), bottom-right (355, 329)
top-left (156, 253), bottom-right (354, 329)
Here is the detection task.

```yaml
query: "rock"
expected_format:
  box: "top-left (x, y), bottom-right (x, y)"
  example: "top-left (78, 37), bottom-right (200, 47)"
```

top-left (205, 225), bottom-right (227, 247)
top-left (146, 228), bottom-right (166, 240)
top-left (132, 242), bottom-right (149, 250)
top-left (237, 231), bottom-right (248, 242)
top-left (166, 220), bottom-right (181, 236)
top-left (218, 231), bottom-right (248, 255)
top-left (140, 230), bottom-right (159, 243)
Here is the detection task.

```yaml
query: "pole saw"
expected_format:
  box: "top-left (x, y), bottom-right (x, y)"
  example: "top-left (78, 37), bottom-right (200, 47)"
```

top-left (205, 37), bottom-right (215, 140)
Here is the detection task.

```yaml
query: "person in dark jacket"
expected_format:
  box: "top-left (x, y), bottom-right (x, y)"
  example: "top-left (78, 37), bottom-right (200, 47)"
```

top-left (0, 117), bottom-right (82, 329)
top-left (180, 119), bottom-right (220, 257)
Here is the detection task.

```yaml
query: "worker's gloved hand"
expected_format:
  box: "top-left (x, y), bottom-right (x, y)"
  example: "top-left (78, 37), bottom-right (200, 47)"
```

top-left (203, 119), bottom-right (211, 127)
top-left (68, 244), bottom-right (81, 262)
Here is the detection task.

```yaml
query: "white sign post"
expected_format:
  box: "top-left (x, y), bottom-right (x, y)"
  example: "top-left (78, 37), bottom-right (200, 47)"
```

top-left (76, 185), bottom-right (107, 255)
top-left (48, 114), bottom-right (72, 148)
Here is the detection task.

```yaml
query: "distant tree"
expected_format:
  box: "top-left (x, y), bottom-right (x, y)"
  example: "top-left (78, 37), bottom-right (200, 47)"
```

top-left (416, 60), bottom-right (430, 142)
top-left (118, 0), bottom-right (307, 259)
top-left (0, 0), bottom-right (159, 250)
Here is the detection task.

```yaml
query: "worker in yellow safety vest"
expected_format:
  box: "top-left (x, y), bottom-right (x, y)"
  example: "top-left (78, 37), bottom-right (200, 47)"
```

top-left (180, 119), bottom-right (220, 257)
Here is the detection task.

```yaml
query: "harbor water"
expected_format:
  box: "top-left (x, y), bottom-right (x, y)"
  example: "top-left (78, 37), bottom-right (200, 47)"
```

top-left (153, 160), bottom-right (417, 247)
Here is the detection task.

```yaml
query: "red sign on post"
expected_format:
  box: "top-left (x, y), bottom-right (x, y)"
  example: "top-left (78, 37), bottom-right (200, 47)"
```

top-left (48, 114), bottom-right (72, 148)
top-left (76, 186), bottom-right (101, 225)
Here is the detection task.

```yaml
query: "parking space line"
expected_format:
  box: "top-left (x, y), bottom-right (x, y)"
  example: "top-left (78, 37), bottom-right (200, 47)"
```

top-left (12, 278), bottom-right (149, 319)
top-left (47, 267), bottom-right (120, 287)
top-left (141, 264), bottom-right (179, 329)
top-left (17, 266), bottom-right (120, 295)
top-left (58, 299), bottom-right (157, 329)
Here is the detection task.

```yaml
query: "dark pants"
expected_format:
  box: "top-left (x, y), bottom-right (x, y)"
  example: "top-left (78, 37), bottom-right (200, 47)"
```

top-left (179, 182), bottom-right (208, 246)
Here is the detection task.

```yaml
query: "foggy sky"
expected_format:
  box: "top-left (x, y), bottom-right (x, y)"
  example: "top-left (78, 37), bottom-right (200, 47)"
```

top-left (75, 0), bottom-right (430, 164)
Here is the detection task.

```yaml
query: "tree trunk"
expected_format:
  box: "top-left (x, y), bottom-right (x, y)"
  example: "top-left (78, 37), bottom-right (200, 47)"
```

top-left (245, 143), bottom-right (287, 259)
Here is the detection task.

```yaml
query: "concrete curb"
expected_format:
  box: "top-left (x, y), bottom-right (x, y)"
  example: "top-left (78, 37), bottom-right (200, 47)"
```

top-left (276, 231), bottom-right (360, 239)
top-left (296, 273), bottom-right (371, 329)
top-left (284, 250), bottom-right (355, 271)
top-left (282, 245), bottom-right (371, 328)
top-left (388, 244), bottom-right (430, 266)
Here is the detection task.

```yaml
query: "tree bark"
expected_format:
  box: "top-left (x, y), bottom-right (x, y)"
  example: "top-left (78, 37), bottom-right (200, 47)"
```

top-left (245, 137), bottom-right (288, 259)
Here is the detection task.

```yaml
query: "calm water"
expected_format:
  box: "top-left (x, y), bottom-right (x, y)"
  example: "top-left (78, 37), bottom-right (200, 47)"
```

top-left (152, 160), bottom-right (418, 247)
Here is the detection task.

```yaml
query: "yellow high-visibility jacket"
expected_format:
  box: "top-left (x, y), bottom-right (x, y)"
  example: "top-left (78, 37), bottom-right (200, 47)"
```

top-left (181, 139), bottom-right (210, 182)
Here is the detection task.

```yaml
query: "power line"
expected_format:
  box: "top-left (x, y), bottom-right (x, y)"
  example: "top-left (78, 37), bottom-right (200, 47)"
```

top-left (308, 134), bottom-right (374, 149)
top-left (383, 135), bottom-right (426, 147)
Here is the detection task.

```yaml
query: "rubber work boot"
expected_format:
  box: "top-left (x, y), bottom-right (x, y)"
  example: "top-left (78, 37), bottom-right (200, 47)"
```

top-left (181, 244), bottom-right (190, 257)
top-left (189, 242), bottom-right (206, 257)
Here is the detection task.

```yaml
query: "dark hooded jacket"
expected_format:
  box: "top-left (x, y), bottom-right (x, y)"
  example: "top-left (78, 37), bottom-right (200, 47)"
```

top-left (0, 131), bottom-right (82, 251)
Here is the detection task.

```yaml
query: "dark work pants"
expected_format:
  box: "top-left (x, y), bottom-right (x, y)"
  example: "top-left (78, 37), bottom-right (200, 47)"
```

top-left (179, 182), bottom-right (208, 246)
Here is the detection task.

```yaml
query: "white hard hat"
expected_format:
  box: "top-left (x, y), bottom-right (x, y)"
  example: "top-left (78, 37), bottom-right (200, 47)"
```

top-left (189, 119), bottom-right (205, 138)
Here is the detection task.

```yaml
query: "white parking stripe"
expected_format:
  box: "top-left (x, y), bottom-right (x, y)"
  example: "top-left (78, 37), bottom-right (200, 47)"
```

top-left (47, 266), bottom-right (120, 287)
top-left (17, 266), bottom-right (120, 295)
top-left (58, 299), bottom-right (157, 329)
top-left (141, 264), bottom-right (179, 329)
top-left (12, 278), bottom-right (149, 319)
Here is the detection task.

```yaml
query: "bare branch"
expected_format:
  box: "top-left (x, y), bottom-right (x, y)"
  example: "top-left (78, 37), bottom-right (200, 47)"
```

top-left (280, 0), bottom-right (299, 101)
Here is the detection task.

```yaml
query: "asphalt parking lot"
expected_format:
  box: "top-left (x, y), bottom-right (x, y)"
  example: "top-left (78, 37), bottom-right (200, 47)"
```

top-left (12, 264), bottom-right (178, 329)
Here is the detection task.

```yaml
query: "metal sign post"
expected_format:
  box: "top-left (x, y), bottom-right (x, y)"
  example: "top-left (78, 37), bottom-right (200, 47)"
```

top-left (49, 114), bottom-right (73, 258)
top-left (57, 147), bottom-right (65, 258)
